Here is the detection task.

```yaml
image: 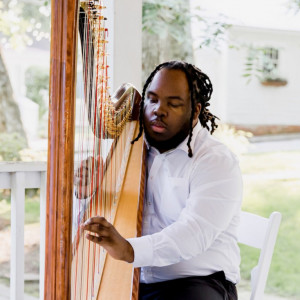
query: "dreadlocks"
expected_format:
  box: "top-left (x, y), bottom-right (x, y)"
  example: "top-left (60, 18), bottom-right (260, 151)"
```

top-left (131, 61), bottom-right (219, 157)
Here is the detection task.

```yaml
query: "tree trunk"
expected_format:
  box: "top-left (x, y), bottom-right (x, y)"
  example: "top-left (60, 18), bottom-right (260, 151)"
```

top-left (0, 47), bottom-right (27, 144)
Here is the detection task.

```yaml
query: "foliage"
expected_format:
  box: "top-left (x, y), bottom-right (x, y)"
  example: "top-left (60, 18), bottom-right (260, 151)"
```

top-left (243, 46), bottom-right (274, 80)
top-left (0, 0), bottom-right (50, 49)
top-left (213, 124), bottom-right (252, 157)
top-left (0, 0), bottom-right (50, 153)
top-left (142, 0), bottom-right (230, 49)
top-left (25, 65), bottom-right (49, 119)
top-left (242, 46), bottom-right (286, 83)
top-left (192, 11), bottom-right (231, 51)
top-left (0, 132), bottom-right (27, 161)
top-left (143, 0), bottom-right (193, 43)
top-left (142, 0), bottom-right (193, 81)
top-left (242, 46), bottom-right (265, 82)
top-left (142, 0), bottom-right (230, 81)
top-left (241, 0), bottom-right (300, 84)
top-left (288, 0), bottom-right (300, 14)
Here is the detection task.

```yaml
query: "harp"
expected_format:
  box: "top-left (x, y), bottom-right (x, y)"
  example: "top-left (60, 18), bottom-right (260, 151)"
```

top-left (45, 0), bottom-right (144, 299)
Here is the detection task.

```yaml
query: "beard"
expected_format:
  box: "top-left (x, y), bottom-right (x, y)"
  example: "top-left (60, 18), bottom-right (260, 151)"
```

top-left (144, 119), bottom-right (191, 153)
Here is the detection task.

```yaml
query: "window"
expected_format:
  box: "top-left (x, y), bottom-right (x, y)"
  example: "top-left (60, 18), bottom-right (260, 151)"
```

top-left (262, 47), bottom-right (279, 77)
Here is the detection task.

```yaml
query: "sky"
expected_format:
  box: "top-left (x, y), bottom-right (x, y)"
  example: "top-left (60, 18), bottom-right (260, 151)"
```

top-left (194, 0), bottom-right (300, 31)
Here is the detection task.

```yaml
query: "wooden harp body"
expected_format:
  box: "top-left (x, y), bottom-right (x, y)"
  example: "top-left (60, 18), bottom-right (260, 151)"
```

top-left (45, 1), bottom-right (144, 299)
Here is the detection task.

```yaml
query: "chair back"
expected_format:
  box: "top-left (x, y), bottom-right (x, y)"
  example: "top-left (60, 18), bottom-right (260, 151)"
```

top-left (237, 211), bottom-right (282, 300)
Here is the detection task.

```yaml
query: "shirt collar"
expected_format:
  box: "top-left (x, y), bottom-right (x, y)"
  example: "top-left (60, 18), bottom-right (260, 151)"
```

top-left (144, 121), bottom-right (202, 155)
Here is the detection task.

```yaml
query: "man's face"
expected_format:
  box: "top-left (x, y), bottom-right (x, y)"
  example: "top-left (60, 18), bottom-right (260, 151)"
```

top-left (143, 68), bottom-right (199, 153)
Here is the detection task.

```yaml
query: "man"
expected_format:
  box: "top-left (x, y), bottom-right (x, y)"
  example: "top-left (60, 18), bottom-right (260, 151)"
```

top-left (82, 61), bottom-right (243, 300)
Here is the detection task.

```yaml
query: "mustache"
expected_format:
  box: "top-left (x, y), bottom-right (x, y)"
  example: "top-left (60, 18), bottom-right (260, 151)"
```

top-left (149, 118), bottom-right (167, 128)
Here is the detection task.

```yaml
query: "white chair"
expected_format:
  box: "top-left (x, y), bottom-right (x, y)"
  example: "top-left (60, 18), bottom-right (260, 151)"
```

top-left (237, 211), bottom-right (282, 300)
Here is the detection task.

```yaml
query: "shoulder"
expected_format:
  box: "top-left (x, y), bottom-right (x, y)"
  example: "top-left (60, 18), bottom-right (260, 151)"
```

top-left (194, 128), bottom-right (238, 162)
top-left (191, 128), bottom-right (241, 175)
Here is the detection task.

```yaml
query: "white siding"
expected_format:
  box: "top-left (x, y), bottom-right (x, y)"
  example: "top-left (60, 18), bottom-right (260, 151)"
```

top-left (193, 25), bottom-right (300, 126)
top-left (226, 26), bottom-right (300, 126)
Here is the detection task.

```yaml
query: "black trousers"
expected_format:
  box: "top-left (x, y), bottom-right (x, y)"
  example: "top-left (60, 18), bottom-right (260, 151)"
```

top-left (139, 271), bottom-right (238, 300)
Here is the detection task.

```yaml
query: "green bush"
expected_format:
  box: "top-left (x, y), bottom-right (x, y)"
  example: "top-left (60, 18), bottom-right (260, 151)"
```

top-left (214, 124), bottom-right (252, 156)
top-left (0, 132), bottom-right (27, 161)
top-left (25, 65), bottom-right (49, 119)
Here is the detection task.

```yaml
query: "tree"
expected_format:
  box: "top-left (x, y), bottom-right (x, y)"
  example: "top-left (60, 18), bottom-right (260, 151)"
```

top-left (0, 0), bottom-right (50, 156)
top-left (289, 0), bottom-right (300, 13)
top-left (0, 49), bottom-right (26, 137)
top-left (142, 0), bottom-right (229, 82)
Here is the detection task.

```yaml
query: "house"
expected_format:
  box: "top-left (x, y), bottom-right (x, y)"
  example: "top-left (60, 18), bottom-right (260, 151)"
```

top-left (193, 24), bottom-right (300, 135)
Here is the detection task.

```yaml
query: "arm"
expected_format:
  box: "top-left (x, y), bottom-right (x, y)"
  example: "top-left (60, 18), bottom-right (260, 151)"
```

top-left (82, 151), bottom-right (242, 266)
top-left (128, 152), bottom-right (243, 267)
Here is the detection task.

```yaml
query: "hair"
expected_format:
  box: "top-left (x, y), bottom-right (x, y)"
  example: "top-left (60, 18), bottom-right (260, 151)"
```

top-left (131, 61), bottom-right (219, 157)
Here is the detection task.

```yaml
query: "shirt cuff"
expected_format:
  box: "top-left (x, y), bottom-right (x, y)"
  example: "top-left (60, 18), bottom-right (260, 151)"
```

top-left (127, 236), bottom-right (154, 268)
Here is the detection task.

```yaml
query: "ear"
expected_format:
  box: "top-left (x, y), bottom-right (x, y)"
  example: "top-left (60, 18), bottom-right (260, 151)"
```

top-left (192, 103), bottom-right (201, 126)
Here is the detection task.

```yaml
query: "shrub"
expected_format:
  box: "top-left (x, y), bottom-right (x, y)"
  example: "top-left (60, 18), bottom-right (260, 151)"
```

top-left (0, 132), bottom-right (27, 161)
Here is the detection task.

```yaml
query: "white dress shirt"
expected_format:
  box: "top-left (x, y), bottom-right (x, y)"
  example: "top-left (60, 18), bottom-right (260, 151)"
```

top-left (127, 121), bottom-right (243, 284)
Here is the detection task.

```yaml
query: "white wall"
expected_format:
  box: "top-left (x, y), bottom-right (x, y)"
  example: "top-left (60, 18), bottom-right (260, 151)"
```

top-left (193, 47), bottom-right (227, 122)
top-left (225, 26), bottom-right (300, 126)
top-left (193, 25), bottom-right (300, 127)
top-left (106, 0), bottom-right (142, 92)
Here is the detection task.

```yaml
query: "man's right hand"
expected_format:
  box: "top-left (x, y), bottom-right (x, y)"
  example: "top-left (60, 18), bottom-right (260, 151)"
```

top-left (74, 156), bottom-right (103, 199)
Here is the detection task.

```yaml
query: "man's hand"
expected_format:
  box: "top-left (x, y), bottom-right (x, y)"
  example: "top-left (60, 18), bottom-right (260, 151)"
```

top-left (81, 216), bottom-right (134, 263)
top-left (74, 156), bottom-right (103, 199)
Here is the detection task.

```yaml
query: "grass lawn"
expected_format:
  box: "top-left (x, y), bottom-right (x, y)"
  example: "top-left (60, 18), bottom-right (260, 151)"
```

top-left (0, 189), bottom-right (40, 225)
top-left (239, 150), bottom-right (300, 174)
top-left (239, 151), bottom-right (300, 298)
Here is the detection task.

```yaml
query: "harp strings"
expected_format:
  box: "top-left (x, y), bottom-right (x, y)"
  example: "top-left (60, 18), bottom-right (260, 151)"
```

top-left (72, 1), bottom-right (135, 298)
top-left (73, 2), bottom-right (110, 299)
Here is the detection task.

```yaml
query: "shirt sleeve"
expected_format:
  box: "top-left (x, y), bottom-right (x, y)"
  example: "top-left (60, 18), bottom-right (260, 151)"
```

top-left (127, 149), bottom-right (243, 268)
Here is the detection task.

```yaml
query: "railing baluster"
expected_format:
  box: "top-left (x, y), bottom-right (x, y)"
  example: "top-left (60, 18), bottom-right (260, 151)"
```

top-left (0, 162), bottom-right (47, 299)
top-left (10, 172), bottom-right (25, 300)
top-left (39, 171), bottom-right (47, 300)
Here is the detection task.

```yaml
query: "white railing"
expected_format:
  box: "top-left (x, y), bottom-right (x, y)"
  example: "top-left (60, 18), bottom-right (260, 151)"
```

top-left (0, 162), bottom-right (47, 300)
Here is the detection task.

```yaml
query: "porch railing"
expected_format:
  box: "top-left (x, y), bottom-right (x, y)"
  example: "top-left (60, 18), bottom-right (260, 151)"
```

top-left (0, 162), bottom-right (47, 300)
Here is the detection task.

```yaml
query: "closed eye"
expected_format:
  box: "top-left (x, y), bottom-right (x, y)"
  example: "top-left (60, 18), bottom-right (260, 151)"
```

top-left (147, 97), bottom-right (158, 104)
top-left (168, 102), bottom-right (183, 108)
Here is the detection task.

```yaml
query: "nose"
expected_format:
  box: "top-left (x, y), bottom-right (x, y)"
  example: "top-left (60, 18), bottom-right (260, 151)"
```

top-left (153, 101), bottom-right (167, 117)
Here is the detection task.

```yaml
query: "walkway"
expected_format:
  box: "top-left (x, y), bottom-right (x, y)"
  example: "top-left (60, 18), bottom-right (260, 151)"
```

top-left (247, 133), bottom-right (300, 153)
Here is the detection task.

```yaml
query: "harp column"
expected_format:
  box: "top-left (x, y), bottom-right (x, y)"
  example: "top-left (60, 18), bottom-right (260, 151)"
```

top-left (106, 0), bottom-right (142, 92)
top-left (45, 0), bottom-right (79, 299)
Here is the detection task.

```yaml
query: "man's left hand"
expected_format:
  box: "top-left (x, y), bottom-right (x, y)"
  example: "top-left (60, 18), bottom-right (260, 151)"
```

top-left (81, 216), bottom-right (134, 263)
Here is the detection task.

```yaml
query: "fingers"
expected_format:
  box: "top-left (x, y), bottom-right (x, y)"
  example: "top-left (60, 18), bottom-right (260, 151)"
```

top-left (85, 233), bottom-right (103, 243)
top-left (74, 156), bottom-right (103, 186)
top-left (84, 216), bottom-right (111, 227)
top-left (82, 217), bottom-right (112, 247)
top-left (83, 224), bottom-right (110, 238)
top-left (74, 156), bottom-right (104, 198)
top-left (81, 216), bottom-right (134, 262)
top-left (81, 216), bottom-right (111, 235)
